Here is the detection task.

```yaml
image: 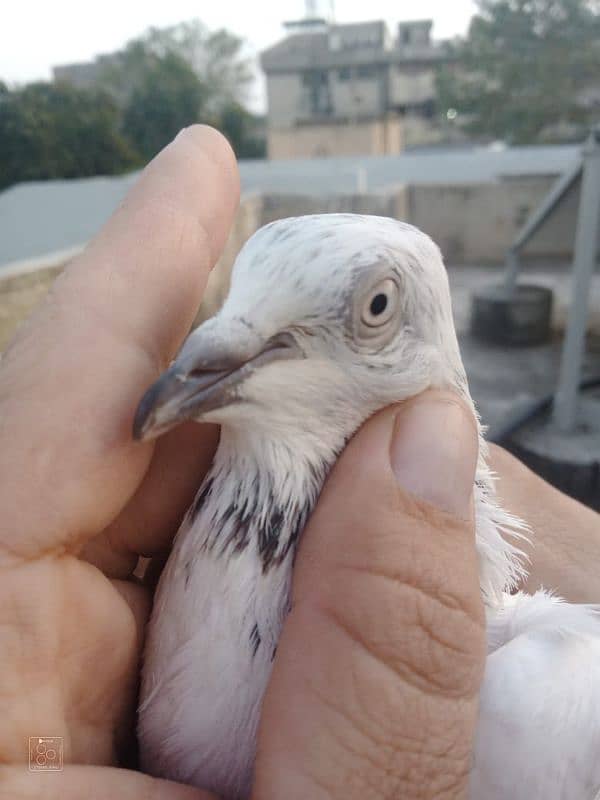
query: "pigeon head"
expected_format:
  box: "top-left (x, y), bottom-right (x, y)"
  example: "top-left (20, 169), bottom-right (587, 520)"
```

top-left (134, 214), bottom-right (468, 451)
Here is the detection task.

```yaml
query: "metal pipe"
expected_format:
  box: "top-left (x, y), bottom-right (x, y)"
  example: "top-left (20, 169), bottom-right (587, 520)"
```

top-left (512, 159), bottom-right (583, 252)
top-left (501, 157), bottom-right (583, 289)
top-left (356, 165), bottom-right (368, 193)
top-left (503, 249), bottom-right (520, 293)
top-left (553, 128), bottom-right (600, 432)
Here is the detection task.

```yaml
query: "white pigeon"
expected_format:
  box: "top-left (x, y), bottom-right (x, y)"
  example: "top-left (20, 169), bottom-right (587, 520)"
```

top-left (134, 214), bottom-right (600, 800)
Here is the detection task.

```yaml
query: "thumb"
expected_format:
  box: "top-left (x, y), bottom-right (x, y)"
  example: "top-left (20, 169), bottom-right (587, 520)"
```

top-left (254, 390), bottom-right (485, 800)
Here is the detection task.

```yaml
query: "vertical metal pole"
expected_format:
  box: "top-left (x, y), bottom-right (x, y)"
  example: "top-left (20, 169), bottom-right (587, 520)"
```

top-left (503, 248), bottom-right (520, 293)
top-left (356, 165), bottom-right (368, 193)
top-left (553, 128), bottom-right (600, 432)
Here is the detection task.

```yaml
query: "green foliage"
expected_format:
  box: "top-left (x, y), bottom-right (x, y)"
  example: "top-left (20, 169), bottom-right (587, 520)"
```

top-left (100, 19), bottom-right (259, 161)
top-left (217, 102), bottom-right (266, 159)
top-left (437, 0), bottom-right (600, 144)
top-left (138, 20), bottom-right (253, 113)
top-left (100, 20), bottom-right (252, 115)
top-left (122, 51), bottom-right (208, 161)
top-left (0, 20), bottom-right (265, 190)
top-left (0, 82), bottom-right (138, 190)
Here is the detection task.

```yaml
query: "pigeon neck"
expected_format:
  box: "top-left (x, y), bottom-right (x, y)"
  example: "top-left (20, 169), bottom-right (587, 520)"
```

top-left (189, 426), bottom-right (337, 573)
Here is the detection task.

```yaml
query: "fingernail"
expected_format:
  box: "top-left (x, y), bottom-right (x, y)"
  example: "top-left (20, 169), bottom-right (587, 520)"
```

top-left (390, 392), bottom-right (478, 518)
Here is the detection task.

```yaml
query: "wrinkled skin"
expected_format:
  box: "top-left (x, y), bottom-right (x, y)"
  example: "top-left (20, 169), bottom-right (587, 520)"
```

top-left (0, 125), bottom-right (597, 800)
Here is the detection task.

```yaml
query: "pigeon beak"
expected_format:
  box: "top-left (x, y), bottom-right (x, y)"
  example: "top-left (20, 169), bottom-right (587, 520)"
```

top-left (133, 331), bottom-right (304, 441)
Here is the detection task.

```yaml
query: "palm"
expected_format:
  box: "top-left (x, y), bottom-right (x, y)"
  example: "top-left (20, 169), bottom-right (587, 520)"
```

top-left (0, 557), bottom-right (141, 765)
top-left (0, 411), bottom-right (221, 768)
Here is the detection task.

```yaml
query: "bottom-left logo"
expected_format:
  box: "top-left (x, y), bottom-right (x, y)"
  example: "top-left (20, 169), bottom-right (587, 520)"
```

top-left (28, 737), bottom-right (63, 771)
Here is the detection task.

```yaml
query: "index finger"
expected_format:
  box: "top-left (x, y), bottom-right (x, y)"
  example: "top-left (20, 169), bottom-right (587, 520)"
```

top-left (0, 125), bottom-right (239, 562)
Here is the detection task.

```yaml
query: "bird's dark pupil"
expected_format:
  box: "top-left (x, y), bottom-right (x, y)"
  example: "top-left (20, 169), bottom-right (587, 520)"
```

top-left (370, 293), bottom-right (388, 316)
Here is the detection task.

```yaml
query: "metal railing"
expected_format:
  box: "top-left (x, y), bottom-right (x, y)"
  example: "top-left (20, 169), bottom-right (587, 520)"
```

top-left (499, 127), bottom-right (600, 434)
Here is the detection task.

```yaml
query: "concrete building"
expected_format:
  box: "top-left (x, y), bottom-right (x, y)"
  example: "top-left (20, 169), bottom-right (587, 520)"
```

top-left (260, 19), bottom-right (453, 159)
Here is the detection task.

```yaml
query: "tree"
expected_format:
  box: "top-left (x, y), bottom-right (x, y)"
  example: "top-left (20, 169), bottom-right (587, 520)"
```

top-left (0, 82), bottom-right (138, 190)
top-left (217, 102), bottom-right (266, 159)
top-left (142, 21), bottom-right (253, 114)
top-left (100, 20), bottom-right (257, 161)
top-left (122, 51), bottom-right (208, 161)
top-left (437, 0), bottom-right (600, 144)
top-left (0, 19), bottom-right (263, 191)
top-left (101, 20), bottom-right (252, 115)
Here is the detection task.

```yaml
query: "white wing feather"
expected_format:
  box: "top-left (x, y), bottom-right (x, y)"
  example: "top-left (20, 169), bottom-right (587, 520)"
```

top-left (473, 591), bottom-right (600, 800)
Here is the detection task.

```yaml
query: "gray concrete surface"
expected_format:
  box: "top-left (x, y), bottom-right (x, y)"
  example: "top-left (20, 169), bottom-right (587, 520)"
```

top-left (449, 264), bottom-right (600, 446)
top-left (240, 143), bottom-right (579, 194)
top-left (0, 144), bottom-right (580, 265)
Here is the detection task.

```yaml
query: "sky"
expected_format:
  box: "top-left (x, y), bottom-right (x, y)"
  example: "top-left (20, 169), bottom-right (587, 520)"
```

top-left (0, 1), bottom-right (477, 110)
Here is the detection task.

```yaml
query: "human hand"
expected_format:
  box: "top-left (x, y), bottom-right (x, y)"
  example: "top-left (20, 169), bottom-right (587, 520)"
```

top-left (489, 445), bottom-right (600, 604)
top-left (255, 391), bottom-right (485, 800)
top-left (0, 125), bottom-right (238, 799)
top-left (0, 126), bottom-right (485, 799)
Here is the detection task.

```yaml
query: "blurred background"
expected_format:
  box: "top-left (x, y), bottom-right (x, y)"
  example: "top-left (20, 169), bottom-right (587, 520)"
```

top-left (1, 0), bottom-right (599, 506)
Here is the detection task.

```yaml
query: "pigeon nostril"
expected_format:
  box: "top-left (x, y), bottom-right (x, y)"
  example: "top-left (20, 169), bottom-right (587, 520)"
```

top-left (188, 368), bottom-right (207, 379)
top-left (188, 367), bottom-right (231, 381)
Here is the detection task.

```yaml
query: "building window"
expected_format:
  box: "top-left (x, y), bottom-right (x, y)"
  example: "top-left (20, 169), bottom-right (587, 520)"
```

top-left (302, 70), bottom-right (328, 87)
top-left (397, 64), bottom-right (419, 76)
top-left (337, 65), bottom-right (378, 82)
top-left (422, 99), bottom-right (436, 119)
top-left (356, 64), bottom-right (377, 79)
top-left (302, 70), bottom-right (333, 115)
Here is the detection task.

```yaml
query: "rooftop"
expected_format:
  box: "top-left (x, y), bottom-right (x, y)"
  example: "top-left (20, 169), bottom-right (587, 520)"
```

top-left (261, 18), bottom-right (449, 73)
top-left (0, 143), bottom-right (580, 266)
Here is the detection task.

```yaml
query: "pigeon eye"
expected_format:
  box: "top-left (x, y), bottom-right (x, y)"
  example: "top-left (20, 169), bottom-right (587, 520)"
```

top-left (360, 279), bottom-right (399, 330)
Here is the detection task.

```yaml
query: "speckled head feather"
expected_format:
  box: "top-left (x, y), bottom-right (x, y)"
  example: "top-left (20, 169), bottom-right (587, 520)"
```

top-left (174, 214), bottom-right (467, 441)
top-left (170, 214), bottom-right (525, 595)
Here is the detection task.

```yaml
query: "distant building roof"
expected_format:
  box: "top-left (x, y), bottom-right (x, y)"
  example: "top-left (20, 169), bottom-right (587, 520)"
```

top-left (261, 19), bottom-right (448, 73)
top-left (52, 52), bottom-right (122, 90)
